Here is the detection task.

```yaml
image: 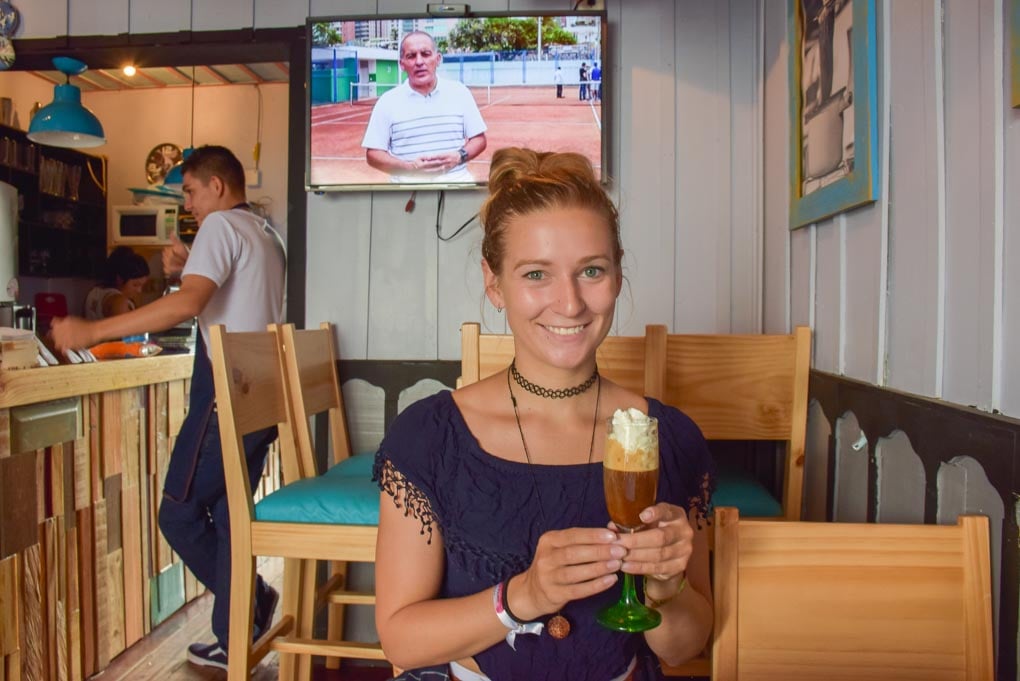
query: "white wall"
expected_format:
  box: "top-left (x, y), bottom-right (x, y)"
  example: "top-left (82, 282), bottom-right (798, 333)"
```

top-left (762, 0), bottom-right (1020, 420)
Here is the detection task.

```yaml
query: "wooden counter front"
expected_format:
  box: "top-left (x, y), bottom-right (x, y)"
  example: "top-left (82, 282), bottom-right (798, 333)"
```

top-left (0, 355), bottom-right (279, 681)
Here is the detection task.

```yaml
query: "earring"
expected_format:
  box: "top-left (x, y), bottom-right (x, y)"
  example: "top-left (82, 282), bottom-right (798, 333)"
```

top-left (496, 305), bottom-right (504, 313)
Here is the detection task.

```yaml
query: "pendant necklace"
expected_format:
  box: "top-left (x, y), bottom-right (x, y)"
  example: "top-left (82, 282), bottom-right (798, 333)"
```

top-left (507, 360), bottom-right (601, 640)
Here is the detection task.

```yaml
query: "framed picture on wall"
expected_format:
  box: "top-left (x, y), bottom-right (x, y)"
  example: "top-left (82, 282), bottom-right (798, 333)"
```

top-left (1013, 0), bottom-right (1020, 108)
top-left (788, 0), bottom-right (879, 229)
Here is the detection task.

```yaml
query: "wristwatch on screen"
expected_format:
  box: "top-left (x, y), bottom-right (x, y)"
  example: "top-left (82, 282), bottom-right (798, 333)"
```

top-left (458, 147), bottom-right (469, 164)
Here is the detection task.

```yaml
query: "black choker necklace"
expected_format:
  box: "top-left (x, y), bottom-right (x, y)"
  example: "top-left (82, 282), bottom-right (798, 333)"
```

top-left (509, 360), bottom-right (599, 399)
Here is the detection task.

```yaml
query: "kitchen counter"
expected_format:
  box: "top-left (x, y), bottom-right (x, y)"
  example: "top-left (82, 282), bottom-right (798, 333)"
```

top-left (0, 353), bottom-right (194, 408)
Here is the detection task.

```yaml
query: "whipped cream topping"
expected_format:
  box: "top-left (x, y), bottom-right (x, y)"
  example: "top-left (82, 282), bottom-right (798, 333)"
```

top-left (606, 408), bottom-right (658, 470)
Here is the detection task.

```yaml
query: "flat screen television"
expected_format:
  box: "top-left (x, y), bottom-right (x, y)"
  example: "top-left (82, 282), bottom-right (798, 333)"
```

top-left (306, 10), bottom-right (608, 192)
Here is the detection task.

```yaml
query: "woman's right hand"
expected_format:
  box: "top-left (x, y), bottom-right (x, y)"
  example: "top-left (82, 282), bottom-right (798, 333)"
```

top-left (508, 527), bottom-right (624, 620)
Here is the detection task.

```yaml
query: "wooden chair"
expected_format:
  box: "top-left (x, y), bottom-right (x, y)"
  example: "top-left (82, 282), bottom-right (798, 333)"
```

top-left (711, 507), bottom-right (994, 681)
top-left (657, 327), bottom-right (811, 522)
top-left (209, 323), bottom-right (383, 681)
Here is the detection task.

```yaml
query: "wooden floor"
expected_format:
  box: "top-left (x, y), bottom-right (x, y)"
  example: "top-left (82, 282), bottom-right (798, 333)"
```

top-left (94, 557), bottom-right (392, 681)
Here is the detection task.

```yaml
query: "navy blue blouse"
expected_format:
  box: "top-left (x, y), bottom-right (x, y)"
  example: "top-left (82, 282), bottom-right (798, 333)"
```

top-left (374, 391), bottom-right (713, 681)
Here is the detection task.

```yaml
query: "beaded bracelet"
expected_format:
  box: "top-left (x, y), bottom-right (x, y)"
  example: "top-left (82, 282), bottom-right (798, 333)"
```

top-left (644, 574), bottom-right (688, 609)
top-left (492, 580), bottom-right (543, 650)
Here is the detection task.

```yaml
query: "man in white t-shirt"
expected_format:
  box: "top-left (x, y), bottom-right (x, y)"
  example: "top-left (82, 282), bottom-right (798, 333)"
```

top-left (52, 146), bottom-right (286, 671)
top-left (362, 31), bottom-right (487, 184)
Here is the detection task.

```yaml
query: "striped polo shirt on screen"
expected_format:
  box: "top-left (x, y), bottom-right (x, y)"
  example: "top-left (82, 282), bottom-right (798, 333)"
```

top-left (362, 77), bottom-right (487, 183)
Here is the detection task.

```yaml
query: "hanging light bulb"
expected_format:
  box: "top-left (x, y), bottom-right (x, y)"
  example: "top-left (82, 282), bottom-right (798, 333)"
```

top-left (27, 57), bottom-right (106, 148)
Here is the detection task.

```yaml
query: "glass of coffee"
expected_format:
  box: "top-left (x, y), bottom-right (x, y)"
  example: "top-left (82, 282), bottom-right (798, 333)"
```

top-left (596, 409), bottom-right (662, 632)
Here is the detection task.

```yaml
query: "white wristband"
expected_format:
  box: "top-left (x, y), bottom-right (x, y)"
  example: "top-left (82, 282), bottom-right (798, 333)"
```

top-left (492, 580), bottom-right (543, 650)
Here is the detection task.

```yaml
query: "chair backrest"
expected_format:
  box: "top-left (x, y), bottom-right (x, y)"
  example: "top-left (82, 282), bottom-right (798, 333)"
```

top-left (459, 322), bottom-right (666, 396)
top-left (275, 322), bottom-right (353, 482)
top-left (209, 324), bottom-right (290, 525)
top-left (659, 327), bottom-right (810, 520)
top-left (711, 507), bottom-right (994, 681)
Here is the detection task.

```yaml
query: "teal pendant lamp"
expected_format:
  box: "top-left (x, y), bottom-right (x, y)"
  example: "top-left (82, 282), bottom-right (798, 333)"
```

top-left (162, 147), bottom-right (192, 189)
top-left (27, 57), bottom-right (106, 148)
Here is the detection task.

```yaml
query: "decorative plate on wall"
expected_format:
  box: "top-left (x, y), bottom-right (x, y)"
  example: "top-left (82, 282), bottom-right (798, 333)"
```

top-left (145, 143), bottom-right (183, 185)
top-left (0, 2), bottom-right (19, 38)
top-left (0, 36), bottom-right (13, 71)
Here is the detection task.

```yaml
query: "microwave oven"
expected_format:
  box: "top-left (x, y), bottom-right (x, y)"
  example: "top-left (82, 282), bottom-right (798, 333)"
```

top-left (110, 204), bottom-right (179, 246)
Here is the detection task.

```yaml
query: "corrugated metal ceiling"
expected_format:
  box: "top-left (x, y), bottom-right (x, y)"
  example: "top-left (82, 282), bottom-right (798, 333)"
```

top-left (30, 62), bottom-right (289, 91)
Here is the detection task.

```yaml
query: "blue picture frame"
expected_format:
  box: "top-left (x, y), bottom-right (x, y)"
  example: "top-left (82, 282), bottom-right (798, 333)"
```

top-left (788, 0), bottom-right (879, 229)
top-left (1012, 0), bottom-right (1020, 108)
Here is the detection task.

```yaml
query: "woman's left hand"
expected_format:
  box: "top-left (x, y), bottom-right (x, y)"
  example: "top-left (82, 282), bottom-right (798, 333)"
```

top-left (612, 502), bottom-right (693, 582)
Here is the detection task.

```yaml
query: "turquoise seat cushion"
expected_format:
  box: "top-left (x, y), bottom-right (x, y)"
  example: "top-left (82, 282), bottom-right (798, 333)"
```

top-left (254, 453), bottom-right (379, 525)
top-left (713, 469), bottom-right (783, 518)
top-left (323, 451), bottom-right (376, 479)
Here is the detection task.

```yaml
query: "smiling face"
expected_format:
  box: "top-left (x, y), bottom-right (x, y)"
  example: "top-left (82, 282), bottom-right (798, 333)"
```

top-left (400, 32), bottom-right (440, 95)
top-left (484, 206), bottom-right (622, 380)
top-left (182, 170), bottom-right (224, 226)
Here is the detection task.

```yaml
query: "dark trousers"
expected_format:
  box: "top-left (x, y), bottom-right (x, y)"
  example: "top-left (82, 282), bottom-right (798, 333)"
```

top-left (556, 84), bottom-right (563, 98)
top-left (158, 392), bottom-right (277, 648)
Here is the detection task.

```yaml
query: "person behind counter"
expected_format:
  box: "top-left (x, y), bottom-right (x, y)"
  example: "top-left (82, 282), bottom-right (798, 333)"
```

top-left (84, 246), bottom-right (150, 320)
top-left (51, 145), bottom-right (287, 672)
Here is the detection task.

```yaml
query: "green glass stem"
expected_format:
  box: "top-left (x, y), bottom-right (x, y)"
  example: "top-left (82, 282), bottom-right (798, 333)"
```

top-left (596, 570), bottom-right (662, 632)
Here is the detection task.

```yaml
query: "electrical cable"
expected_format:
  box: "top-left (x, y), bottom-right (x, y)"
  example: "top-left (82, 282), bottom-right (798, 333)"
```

top-left (434, 190), bottom-right (479, 241)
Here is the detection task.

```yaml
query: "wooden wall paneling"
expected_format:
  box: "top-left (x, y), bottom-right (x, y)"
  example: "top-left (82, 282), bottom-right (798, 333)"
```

top-left (0, 410), bottom-right (9, 460)
top-left (74, 508), bottom-right (95, 678)
top-left (1004, 107), bottom-right (1020, 417)
top-left (728, 0), bottom-right (764, 333)
top-left (49, 445), bottom-right (64, 522)
top-left (103, 477), bottom-right (122, 554)
top-left (71, 439), bottom-right (89, 513)
top-left (68, 0), bottom-right (128, 36)
top-left (310, 0), bottom-right (375, 17)
top-left (0, 557), bottom-right (19, 675)
top-left (0, 454), bottom-right (37, 560)
top-left (941, 0), bottom-right (999, 411)
top-left (167, 381), bottom-right (184, 440)
top-left (20, 543), bottom-right (42, 681)
top-left (367, 194), bottom-right (439, 359)
top-left (92, 499), bottom-right (109, 671)
top-left (105, 549), bottom-right (125, 663)
top-left (101, 392), bottom-right (122, 479)
top-left (192, 0), bottom-right (253, 31)
top-left (33, 453), bottom-right (44, 526)
top-left (11, 0), bottom-right (66, 38)
top-left (813, 217), bottom-right (840, 372)
top-left (254, 0), bottom-right (306, 29)
top-left (63, 526), bottom-right (80, 681)
top-left (884, 0), bottom-right (941, 397)
top-left (304, 194), bottom-right (373, 360)
top-left (154, 384), bottom-right (172, 573)
top-left (841, 204), bottom-right (884, 382)
top-left (42, 520), bottom-right (55, 681)
top-left (617, 1), bottom-right (679, 332)
top-left (120, 484), bottom-right (143, 649)
top-left (762, 0), bottom-right (791, 334)
top-left (122, 389), bottom-right (141, 490)
top-left (128, 0), bottom-right (190, 34)
top-left (435, 192), bottom-right (490, 360)
top-left (87, 397), bottom-right (102, 506)
top-left (789, 226), bottom-right (813, 330)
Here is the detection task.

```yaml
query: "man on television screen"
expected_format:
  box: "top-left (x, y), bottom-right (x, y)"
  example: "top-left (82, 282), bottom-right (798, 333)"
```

top-left (362, 31), bottom-right (487, 184)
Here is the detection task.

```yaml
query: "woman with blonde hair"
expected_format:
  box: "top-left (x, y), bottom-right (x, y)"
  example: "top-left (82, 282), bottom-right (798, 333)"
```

top-left (374, 148), bottom-right (714, 680)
